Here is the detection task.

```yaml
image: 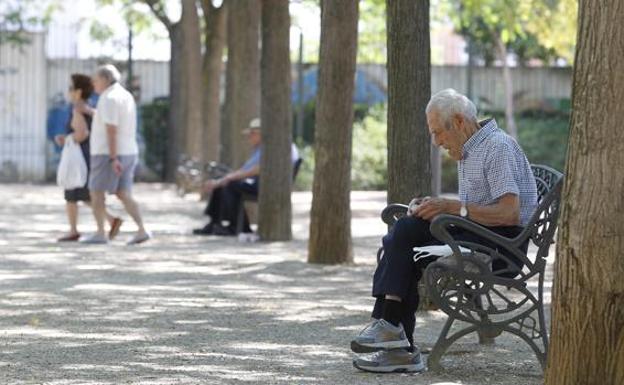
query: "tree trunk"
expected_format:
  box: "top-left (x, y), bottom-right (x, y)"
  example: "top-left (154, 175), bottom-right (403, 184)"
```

top-left (200, 0), bottom-right (227, 163)
top-left (222, 0), bottom-right (261, 167)
top-left (167, 24), bottom-right (183, 181)
top-left (386, 0), bottom-right (431, 205)
top-left (181, 0), bottom-right (204, 161)
top-left (496, 35), bottom-right (517, 139)
top-left (257, 0), bottom-right (292, 241)
top-left (545, 1), bottom-right (624, 384)
top-left (307, 0), bottom-right (359, 264)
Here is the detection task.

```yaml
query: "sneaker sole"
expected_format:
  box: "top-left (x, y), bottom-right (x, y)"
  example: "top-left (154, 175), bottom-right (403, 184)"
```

top-left (350, 338), bottom-right (411, 353)
top-left (353, 360), bottom-right (426, 374)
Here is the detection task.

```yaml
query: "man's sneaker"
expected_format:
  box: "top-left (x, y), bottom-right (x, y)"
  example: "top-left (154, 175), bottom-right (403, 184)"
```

top-left (353, 349), bottom-right (426, 373)
top-left (127, 232), bottom-right (152, 245)
top-left (351, 319), bottom-right (410, 353)
top-left (79, 233), bottom-right (108, 244)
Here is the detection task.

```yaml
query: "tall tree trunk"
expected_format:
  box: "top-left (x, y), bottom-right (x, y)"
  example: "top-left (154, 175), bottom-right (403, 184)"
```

top-left (222, 0), bottom-right (260, 167)
top-left (496, 35), bottom-right (517, 139)
top-left (167, 24), bottom-right (183, 180)
top-left (257, 0), bottom-right (292, 241)
top-left (181, 0), bottom-right (203, 160)
top-left (200, 0), bottom-right (227, 163)
top-left (143, 0), bottom-right (187, 180)
top-left (307, 0), bottom-right (359, 264)
top-left (386, 0), bottom-right (431, 205)
top-left (545, 1), bottom-right (624, 384)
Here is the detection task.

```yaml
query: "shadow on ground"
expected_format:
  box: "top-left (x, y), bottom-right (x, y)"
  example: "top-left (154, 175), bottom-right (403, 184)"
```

top-left (0, 184), bottom-right (548, 384)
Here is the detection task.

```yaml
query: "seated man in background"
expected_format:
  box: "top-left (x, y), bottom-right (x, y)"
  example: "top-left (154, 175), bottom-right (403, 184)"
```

top-left (193, 118), bottom-right (300, 236)
top-left (351, 89), bottom-right (537, 373)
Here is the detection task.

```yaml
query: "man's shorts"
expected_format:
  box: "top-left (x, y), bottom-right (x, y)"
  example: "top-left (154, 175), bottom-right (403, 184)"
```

top-left (89, 155), bottom-right (138, 193)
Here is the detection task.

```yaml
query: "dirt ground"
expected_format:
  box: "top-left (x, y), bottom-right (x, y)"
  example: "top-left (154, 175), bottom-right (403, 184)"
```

top-left (0, 183), bottom-right (549, 385)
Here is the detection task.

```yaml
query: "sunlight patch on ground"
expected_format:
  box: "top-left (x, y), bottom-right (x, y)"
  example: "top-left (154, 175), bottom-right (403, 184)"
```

top-left (74, 264), bottom-right (117, 270)
top-left (0, 327), bottom-right (148, 342)
top-left (65, 284), bottom-right (193, 293)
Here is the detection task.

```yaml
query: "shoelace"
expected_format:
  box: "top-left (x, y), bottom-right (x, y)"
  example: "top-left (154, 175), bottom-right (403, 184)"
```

top-left (358, 319), bottom-right (381, 337)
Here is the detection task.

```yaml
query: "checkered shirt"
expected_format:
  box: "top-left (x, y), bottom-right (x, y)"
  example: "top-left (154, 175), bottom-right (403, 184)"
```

top-left (458, 119), bottom-right (537, 226)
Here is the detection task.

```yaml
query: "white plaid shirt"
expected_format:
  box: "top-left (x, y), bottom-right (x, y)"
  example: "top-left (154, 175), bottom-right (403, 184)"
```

top-left (458, 119), bottom-right (537, 226)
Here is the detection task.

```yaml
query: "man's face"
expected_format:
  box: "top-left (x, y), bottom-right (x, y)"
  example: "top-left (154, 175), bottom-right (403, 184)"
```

top-left (426, 109), bottom-right (465, 161)
top-left (245, 129), bottom-right (261, 147)
top-left (92, 74), bottom-right (107, 94)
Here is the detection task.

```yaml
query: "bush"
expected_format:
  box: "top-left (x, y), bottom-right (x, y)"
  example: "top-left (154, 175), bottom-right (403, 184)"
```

top-left (140, 97), bottom-right (169, 180)
top-left (294, 105), bottom-right (388, 191)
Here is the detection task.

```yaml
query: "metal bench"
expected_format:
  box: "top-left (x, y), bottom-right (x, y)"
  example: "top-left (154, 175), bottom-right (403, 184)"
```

top-left (378, 164), bottom-right (563, 370)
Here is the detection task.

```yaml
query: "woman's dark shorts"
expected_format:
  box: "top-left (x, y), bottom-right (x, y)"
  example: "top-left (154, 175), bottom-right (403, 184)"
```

top-left (64, 187), bottom-right (90, 202)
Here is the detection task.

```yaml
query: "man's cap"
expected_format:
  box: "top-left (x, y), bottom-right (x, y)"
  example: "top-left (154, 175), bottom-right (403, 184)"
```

top-left (242, 118), bottom-right (261, 134)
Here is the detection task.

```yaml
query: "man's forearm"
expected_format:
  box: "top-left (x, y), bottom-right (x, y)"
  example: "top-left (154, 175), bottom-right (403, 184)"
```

top-left (106, 124), bottom-right (118, 158)
top-left (231, 165), bottom-right (260, 181)
top-left (451, 195), bottom-right (520, 227)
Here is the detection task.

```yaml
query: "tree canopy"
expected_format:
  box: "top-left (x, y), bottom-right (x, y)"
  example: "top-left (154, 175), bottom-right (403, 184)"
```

top-left (438, 0), bottom-right (577, 65)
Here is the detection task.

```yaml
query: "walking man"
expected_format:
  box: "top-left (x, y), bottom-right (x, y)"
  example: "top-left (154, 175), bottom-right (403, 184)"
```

top-left (81, 64), bottom-right (150, 245)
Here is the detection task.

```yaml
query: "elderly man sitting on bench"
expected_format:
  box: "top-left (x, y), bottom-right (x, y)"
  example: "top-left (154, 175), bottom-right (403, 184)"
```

top-left (351, 89), bottom-right (538, 373)
top-left (193, 118), bottom-right (299, 236)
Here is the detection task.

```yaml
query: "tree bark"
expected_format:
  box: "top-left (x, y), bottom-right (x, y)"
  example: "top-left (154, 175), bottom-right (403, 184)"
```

top-left (257, 0), bottom-right (292, 241)
top-left (545, 1), bottom-right (624, 384)
top-left (200, 0), bottom-right (227, 163)
top-left (307, 0), bottom-right (359, 264)
top-left (143, 0), bottom-right (188, 180)
top-left (386, 0), bottom-right (431, 205)
top-left (222, 0), bottom-right (261, 167)
top-left (167, 24), bottom-right (183, 180)
top-left (180, 0), bottom-right (204, 161)
top-left (496, 35), bottom-right (517, 139)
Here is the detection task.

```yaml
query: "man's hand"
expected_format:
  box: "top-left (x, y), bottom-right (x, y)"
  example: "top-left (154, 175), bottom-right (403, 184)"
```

top-left (413, 197), bottom-right (451, 221)
top-left (76, 103), bottom-right (94, 116)
top-left (407, 196), bottom-right (429, 216)
top-left (111, 158), bottom-right (123, 176)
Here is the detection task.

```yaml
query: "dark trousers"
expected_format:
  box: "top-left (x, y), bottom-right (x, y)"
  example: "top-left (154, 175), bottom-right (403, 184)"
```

top-left (204, 178), bottom-right (258, 232)
top-left (371, 216), bottom-right (526, 349)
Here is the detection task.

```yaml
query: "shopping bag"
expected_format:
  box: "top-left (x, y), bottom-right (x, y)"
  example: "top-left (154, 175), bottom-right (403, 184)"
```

top-left (56, 136), bottom-right (88, 189)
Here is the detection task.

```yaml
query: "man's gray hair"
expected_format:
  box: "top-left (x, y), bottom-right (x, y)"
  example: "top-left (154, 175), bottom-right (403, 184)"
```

top-left (426, 88), bottom-right (478, 127)
top-left (95, 64), bottom-right (121, 85)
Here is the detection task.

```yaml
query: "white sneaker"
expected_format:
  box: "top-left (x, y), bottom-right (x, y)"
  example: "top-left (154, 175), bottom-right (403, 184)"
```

top-left (79, 233), bottom-right (109, 244)
top-left (127, 232), bottom-right (152, 245)
top-left (353, 348), bottom-right (426, 373)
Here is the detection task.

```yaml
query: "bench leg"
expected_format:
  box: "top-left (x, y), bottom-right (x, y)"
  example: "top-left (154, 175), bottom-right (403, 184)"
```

top-left (427, 316), bottom-right (479, 372)
top-left (500, 307), bottom-right (548, 370)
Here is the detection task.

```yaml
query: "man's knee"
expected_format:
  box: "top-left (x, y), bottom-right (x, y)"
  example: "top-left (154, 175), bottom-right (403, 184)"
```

top-left (392, 216), bottom-right (429, 241)
top-left (115, 189), bottom-right (132, 202)
top-left (90, 191), bottom-right (105, 203)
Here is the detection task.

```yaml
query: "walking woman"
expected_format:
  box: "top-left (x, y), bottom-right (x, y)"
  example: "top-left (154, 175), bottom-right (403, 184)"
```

top-left (55, 74), bottom-right (122, 242)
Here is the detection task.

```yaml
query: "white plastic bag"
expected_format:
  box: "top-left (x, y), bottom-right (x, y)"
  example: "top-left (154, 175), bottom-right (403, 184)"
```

top-left (56, 136), bottom-right (88, 189)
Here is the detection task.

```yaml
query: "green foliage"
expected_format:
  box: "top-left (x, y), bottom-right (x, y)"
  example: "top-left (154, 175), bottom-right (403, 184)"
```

top-left (351, 106), bottom-right (388, 189)
top-left (91, 0), bottom-right (165, 43)
top-left (140, 97), bottom-right (169, 179)
top-left (295, 105), bottom-right (388, 191)
top-left (357, 0), bottom-right (386, 63)
top-left (0, 0), bottom-right (61, 46)
top-left (438, 0), bottom-right (577, 65)
top-left (293, 100), bottom-right (371, 146)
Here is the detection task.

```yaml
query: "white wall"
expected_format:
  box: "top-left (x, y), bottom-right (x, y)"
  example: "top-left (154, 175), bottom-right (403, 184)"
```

top-left (0, 33), bottom-right (47, 182)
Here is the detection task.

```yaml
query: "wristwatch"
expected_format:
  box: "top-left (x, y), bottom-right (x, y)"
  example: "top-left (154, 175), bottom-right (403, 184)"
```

top-left (460, 201), bottom-right (468, 218)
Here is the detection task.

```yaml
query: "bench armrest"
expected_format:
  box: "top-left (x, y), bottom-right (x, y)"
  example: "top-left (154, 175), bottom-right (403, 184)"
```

top-left (430, 214), bottom-right (529, 268)
top-left (380, 204), bottom-right (409, 226)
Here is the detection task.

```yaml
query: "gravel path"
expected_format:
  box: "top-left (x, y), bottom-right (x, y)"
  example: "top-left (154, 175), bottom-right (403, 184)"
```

top-left (0, 184), bottom-right (548, 384)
